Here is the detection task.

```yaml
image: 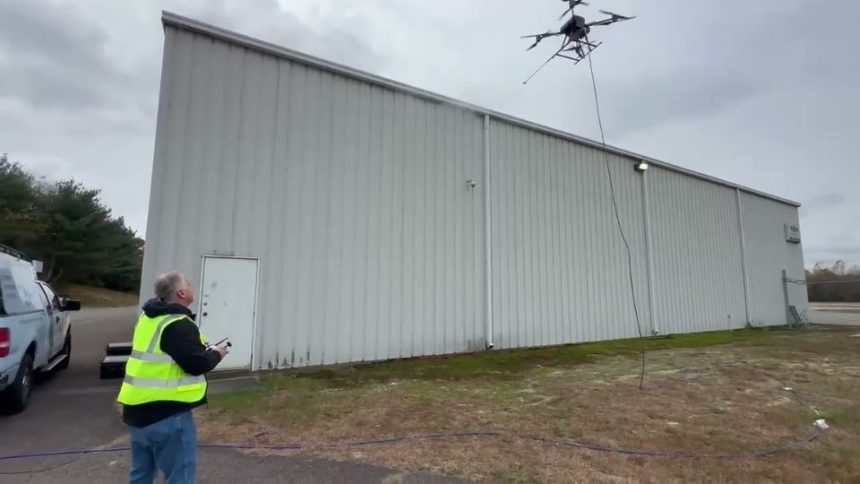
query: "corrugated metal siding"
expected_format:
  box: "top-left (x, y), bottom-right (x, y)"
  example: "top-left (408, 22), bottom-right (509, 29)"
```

top-left (142, 28), bottom-right (485, 369)
top-left (489, 121), bottom-right (650, 348)
top-left (647, 168), bottom-right (747, 333)
top-left (161, 12), bottom-right (801, 209)
top-left (740, 193), bottom-right (808, 325)
top-left (143, 19), bottom-right (809, 369)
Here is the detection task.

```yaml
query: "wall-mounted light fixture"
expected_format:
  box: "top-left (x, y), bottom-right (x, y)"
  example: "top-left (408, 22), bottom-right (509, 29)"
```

top-left (634, 161), bottom-right (649, 173)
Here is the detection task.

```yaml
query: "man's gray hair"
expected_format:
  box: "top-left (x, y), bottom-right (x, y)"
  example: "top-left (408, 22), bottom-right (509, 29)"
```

top-left (154, 271), bottom-right (185, 301)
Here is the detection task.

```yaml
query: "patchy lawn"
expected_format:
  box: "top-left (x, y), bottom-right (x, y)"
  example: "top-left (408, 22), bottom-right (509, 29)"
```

top-left (199, 327), bottom-right (860, 482)
top-left (55, 283), bottom-right (139, 308)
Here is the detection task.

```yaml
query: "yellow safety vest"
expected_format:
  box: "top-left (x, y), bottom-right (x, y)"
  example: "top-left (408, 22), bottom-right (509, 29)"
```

top-left (117, 313), bottom-right (207, 405)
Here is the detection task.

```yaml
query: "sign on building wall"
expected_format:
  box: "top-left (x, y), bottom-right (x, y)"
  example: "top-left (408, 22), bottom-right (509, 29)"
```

top-left (785, 223), bottom-right (801, 243)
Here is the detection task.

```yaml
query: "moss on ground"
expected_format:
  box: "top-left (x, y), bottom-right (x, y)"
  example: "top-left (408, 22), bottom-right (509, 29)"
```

top-left (256, 326), bottom-right (795, 387)
top-left (209, 326), bottom-right (802, 417)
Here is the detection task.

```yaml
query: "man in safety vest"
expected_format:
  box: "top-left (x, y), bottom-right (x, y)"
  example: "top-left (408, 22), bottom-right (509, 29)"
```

top-left (118, 271), bottom-right (229, 484)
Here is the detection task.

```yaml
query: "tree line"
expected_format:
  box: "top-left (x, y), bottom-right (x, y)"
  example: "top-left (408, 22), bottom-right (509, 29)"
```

top-left (0, 153), bottom-right (143, 292)
top-left (806, 260), bottom-right (860, 303)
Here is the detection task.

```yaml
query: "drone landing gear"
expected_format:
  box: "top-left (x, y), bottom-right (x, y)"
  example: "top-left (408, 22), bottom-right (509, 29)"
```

top-left (558, 40), bottom-right (602, 64)
top-left (523, 37), bottom-right (603, 84)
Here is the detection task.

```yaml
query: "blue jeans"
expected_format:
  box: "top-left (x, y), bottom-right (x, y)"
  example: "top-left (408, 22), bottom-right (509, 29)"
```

top-left (128, 411), bottom-right (197, 484)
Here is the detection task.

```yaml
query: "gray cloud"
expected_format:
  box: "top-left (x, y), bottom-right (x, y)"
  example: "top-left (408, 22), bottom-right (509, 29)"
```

top-left (600, 73), bottom-right (763, 136)
top-left (593, 2), bottom-right (860, 137)
top-left (170, 0), bottom-right (388, 75)
top-left (0, 1), bottom-right (107, 69)
top-left (0, 0), bottom-right (131, 110)
top-left (805, 245), bottom-right (860, 267)
top-left (5, 66), bottom-right (106, 109)
top-left (800, 193), bottom-right (846, 215)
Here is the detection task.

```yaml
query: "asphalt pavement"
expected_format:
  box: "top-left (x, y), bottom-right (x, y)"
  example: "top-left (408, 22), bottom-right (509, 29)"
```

top-left (808, 302), bottom-right (860, 327)
top-left (0, 306), bottom-right (463, 483)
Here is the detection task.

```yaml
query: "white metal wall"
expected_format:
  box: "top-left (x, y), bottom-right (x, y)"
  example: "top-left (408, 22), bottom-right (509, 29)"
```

top-left (142, 27), bottom-right (486, 369)
top-left (740, 192), bottom-right (808, 325)
top-left (647, 167), bottom-right (747, 333)
top-left (489, 121), bottom-right (650, 348)
top-left (143, 15), bottom-right (809, 370)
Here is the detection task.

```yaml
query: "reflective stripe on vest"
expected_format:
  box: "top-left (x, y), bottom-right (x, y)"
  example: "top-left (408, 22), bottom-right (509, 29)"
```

top-left (123, 374), bottom-right (206, 388)
top-left (117, 312), bottom-right (208, 406)
top-left (129, 350), bottom-right (174, 363)
top-left (146, 315), bottom-right (185, 352)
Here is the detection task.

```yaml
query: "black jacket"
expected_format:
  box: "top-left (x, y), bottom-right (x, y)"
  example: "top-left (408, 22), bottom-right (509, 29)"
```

top-left (122, 299), bottom-right (222, 428)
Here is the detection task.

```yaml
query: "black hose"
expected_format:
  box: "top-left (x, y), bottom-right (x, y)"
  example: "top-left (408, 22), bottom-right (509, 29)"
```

top-left (0, 426), bottom-right (823, 475)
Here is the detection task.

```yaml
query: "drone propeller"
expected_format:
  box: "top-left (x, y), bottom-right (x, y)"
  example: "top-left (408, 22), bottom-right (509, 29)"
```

top-left (521, 31), bottom-right (556, 39)
top-left (598, 9), bottom-right (634, 21)
top-left (522, 31), bottom-right (563, 50)
top-left (558, 0), bottom-right (588, 20)
top-left (587, 10), bottom-right (635, 27)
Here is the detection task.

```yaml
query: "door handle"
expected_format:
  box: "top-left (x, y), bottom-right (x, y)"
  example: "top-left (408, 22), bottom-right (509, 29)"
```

top-left (202, 312), bottom-right (208, 317)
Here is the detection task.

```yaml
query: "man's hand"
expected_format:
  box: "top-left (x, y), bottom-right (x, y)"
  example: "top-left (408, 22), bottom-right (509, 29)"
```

top-left (213, 344), bottom-right (230, 359)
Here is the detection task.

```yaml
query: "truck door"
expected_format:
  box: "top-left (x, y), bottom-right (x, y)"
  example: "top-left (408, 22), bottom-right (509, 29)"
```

top-left (37, 283), bottom-right (63, 356)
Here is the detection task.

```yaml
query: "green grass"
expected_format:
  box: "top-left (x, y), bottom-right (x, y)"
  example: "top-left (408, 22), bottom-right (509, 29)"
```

top-left (207, 390), bottom-right (260, 411)
top-left (208, 326), bottom-right (802, 415)
top-left (822, 409), bottom-right (860, 430)
top-left (252, 327), bottom-right (799, 391)
top-left (55, 283), bottom-right (139, 308)
top-left (200, 326), bottom-right (860, 482)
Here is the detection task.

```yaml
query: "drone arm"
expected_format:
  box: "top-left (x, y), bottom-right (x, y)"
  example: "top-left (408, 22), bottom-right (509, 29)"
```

top-left (586, 14), bottom-right (634, 27)
top-left (522, 31), bottom-right (563, 50)
top-left (522, 31), bottom-right (563, 39)
top-left (586, 18), bottom-right (616, 27)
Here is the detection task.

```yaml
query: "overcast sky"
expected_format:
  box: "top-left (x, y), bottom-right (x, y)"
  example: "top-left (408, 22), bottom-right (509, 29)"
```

top-left (1, 0), bottom-right (857, 267)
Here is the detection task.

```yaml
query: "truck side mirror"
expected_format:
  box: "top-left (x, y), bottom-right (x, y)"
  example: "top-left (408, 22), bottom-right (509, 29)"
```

top-left (61, 298), bottom-right (81, 311)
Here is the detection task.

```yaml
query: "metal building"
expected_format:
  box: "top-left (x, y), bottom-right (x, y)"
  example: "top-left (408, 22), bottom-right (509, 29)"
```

top-left (141, 12), bottom-right (808, 371)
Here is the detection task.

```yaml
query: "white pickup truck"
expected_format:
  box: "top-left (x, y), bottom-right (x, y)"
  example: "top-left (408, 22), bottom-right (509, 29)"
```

top-left (0, 245), bottom-right (80, 413)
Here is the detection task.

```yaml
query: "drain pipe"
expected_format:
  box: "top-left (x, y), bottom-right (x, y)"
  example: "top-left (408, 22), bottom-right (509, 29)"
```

top-left (483, 114), bottom-right (494, 349)
top-left (735, 188), bottom-right (751, 326)
top-left (640, 164), bottom-right (657, 335)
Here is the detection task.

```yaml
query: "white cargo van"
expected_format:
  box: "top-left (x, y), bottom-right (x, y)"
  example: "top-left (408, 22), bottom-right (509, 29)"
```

top-left (0, 245), bottom-right (80, 413)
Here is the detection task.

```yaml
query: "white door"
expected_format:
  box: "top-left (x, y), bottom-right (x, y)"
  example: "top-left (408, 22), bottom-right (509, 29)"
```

top-left (198, 257), bottom-right (258, 370)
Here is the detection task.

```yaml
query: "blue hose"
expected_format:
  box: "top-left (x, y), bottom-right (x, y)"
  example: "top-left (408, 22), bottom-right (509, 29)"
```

top-left (0, 428), bottom-right (822, 463)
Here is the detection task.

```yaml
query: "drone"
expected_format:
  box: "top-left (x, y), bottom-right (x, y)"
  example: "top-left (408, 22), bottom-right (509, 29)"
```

top-left (523, 0), bottom-right (633, 82)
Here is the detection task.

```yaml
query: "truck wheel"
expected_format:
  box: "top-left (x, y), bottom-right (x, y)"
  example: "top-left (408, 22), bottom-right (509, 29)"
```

top-left (2, 353), bottom-right (34, 413)
top-left (56, 331), bottom-right (71, 371)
